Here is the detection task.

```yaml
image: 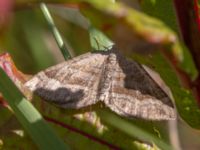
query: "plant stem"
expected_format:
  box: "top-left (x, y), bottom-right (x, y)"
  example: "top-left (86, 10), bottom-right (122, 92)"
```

top-left (40, 3), bottom-right (71, 60)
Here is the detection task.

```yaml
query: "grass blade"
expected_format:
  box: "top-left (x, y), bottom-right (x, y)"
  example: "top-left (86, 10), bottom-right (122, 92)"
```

top-left (0, 67), bottom-right (70, 150)
top-left (89, 26), bottom-right (113, 51)
top-left (40, 3), bottom-right (71, 60)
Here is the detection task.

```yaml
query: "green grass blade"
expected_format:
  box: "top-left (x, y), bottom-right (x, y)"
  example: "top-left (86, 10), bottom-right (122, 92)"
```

top-left (0, 67), bottom-right (70, 150)
top-left (89, 26), bottom-right (113, 51)
top-left (40, 3), bottom-right (71, 60)
top-left (98, 110), bottom-right (173, 150)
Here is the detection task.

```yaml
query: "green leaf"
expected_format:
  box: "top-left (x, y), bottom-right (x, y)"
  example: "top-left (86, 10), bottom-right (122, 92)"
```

top-left (0, 67), bottom-right (70, 150)
top-left (81, 0), bottom-right (176, 44)
top-left (141, 0), bottom-right (198, 80)
top-left (139, 0), bottom-right (200, 128)
top-left (89, 26), bottom-right (113, 51)
top-left (132, 52), bottom-right (200, 129)
top-left (141, 0), bottom-right (179, 32)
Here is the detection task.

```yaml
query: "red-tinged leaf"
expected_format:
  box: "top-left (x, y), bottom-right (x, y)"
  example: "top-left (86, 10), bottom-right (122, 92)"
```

top-left (0, 53), bottom-right (32, 100)
top-left (0, 53), bottom-right (28, 82)
top-left (0, 93), bottom-right (8, 107)
top-left (173, 0), bottom-right (200, 103)
top-left (194, 0), bottom-right (200, 31)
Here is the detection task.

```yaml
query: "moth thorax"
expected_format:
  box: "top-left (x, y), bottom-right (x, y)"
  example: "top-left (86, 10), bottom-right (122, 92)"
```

top-left (98, 54), bottom-right (115, 102)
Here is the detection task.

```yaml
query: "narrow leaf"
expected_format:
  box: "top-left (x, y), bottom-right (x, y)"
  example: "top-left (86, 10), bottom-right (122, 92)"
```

top-left (0, 67), bottom-right (70, 150)
top-left (40, 3), bottom-right (71, 60)
top-left (89, 26), bottom-right (113, 51)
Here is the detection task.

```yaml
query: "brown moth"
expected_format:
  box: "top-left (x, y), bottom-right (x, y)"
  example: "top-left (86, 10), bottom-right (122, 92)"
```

top-left (25, 47), bottom-right (176, 120)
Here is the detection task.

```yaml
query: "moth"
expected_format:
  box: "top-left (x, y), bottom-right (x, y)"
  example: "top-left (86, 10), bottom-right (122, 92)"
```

top-left (25, 47), bottom-right (176, 120)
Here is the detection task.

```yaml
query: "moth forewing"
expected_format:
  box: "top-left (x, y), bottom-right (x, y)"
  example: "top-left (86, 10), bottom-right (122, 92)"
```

top-left (25, 48), bottom-right (176, 120)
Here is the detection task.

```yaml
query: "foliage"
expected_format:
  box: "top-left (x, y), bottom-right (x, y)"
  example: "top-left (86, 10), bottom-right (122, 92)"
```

top-left (0, 0), bottom-right (200, 150)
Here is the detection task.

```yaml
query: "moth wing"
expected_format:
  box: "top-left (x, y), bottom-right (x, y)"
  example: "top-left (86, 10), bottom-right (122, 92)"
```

top-left (104, 53), bottom-right (176, 120)
top-left (25, 51), bottom-right (109, 108)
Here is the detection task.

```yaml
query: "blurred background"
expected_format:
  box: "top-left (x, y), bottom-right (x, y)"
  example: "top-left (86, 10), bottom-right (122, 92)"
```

top-left (1, 0), bottom-right (200, 150)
